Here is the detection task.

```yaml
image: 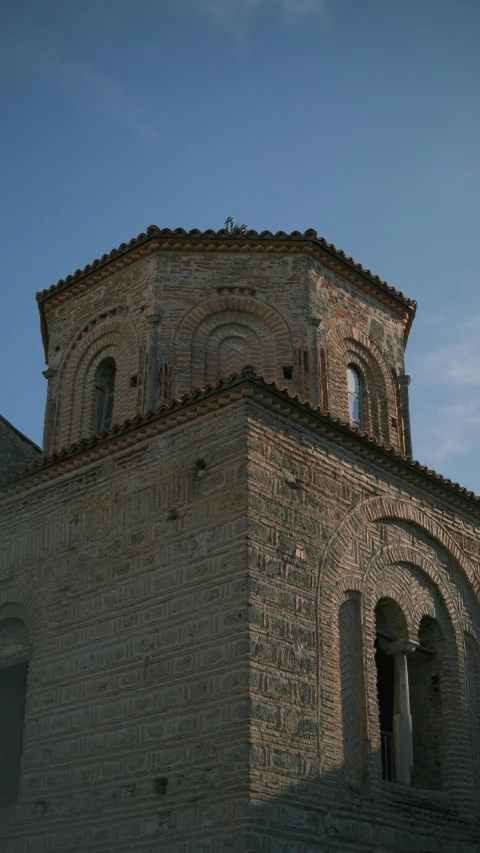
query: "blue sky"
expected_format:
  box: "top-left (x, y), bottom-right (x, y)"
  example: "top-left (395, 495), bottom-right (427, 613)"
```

top-left (1, 0), bottom-right (480, 492)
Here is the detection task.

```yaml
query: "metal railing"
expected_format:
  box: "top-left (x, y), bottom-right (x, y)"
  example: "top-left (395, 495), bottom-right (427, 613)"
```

top-left (381, 731), bottom-right (394, 782)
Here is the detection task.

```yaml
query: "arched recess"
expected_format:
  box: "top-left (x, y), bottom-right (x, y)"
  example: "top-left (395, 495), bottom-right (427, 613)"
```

top-left (53, 312), bottom-right (141, 452)
top-left (325, 323), bottom-right (399, 448)
top-left (0, 594), bottom-right (42, 809)
top-left (465, 633), bottom-right (480, 808)
top-left (172, 295), bottom-right (294, 397)
top-left (362, 549), bottom-right (461, 797)
top-left (408, 615), bottom-right (446, 790)
top-left (316, 496), bottom-right (479, 808)
top-left (0, 588), bottom-right (45, 657)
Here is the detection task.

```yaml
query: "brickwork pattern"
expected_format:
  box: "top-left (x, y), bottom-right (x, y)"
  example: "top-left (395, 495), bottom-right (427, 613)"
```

top-left (42, 251), bottom-right (411, 455)
top-left (3, 236), bottom-right (478, 851)
top-left (0, 405), bottom-right (252, 852)
top-left (172, 294), bottom-right (294, 398)
top-left (325, 322), bottom-right (400, 448)
top-left (1, 397), bottom-right (480, 850)
top-left (246, 404), bottom-right (480, 850)
top-left (54, 310), bottom-right (142, 451)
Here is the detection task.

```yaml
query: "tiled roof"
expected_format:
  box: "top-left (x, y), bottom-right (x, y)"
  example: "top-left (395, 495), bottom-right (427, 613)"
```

top-left (1, 370), bottom-right (479, 519)
top-left (0, 415), bottom-right (42, 452)
top-left (35, 226), bottom-right (417, 358)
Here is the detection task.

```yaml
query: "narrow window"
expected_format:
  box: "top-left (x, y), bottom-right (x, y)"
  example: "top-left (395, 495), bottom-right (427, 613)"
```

top-left (0, 664), bottom-right (28, 806)
top-left (347, 366), bottom-right (363, 430)
top-left (408, 617), bottom-right (443, 791)
top-left (375, 599), bottom-right (411, 785)
top-left (375, 601), bottom-right (443, 790)
top-left (0, 617), bottom-right (31, 807)
top-left (375, 638), bottom-right (395, 781)
top-left (95, 358), bottom-right (116, 432)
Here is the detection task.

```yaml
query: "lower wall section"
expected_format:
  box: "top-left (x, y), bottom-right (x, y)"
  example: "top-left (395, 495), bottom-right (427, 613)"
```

top-left (2, 401), bottom-right (480, 852)
top-left (246, 787), bottom-right (479, 853)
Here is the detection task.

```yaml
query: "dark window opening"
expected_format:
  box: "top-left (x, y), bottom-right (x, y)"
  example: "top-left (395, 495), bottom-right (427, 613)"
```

top-left (0, 662), bottom-right (28, 807)
top-left (375, 638), bottom-right (395, 781)
top-left (129, 375), bottom-right (139, 388)
top-left (408, 618), bottom-right (443, 791)
top-left (283, 366), bottom-right (293, 380)
top-left (95, 358), bottom-right (116, 432)
top-left (157, 364), bottom-right (171, 403)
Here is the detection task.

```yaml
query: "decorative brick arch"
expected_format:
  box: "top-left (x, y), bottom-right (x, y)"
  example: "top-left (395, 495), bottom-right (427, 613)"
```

top-left (172, 295), bottom-right (293, 396)
top-left (59, 305), bottom-right (131, 359)
top-left (318, 496), bottom-right (479, 606)
top-left (325, 323), bottom-right (398, 447)
top-left (54, 311), bottom-right (141, 451)
top-left (316, 495), bottom-right (479, 802)
top-left (363, 546), bottom-right (461, 643)
top-left (0, 585), bottom-right (46, 657)
top-left (195, 315), bottom-right (270, 390)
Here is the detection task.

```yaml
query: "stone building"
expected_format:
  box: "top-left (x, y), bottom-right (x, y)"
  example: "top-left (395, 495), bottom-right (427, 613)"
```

top-left (0, 224), bottom-right (479, 852)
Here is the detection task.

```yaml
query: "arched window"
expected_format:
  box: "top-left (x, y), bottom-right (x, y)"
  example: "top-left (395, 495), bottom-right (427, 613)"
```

top-left (347, 365), bottom-right (363, 430)
top-left (95, 358), bottom-right (116, 432)
top-left (375, 598), bottom-right (409, 784)
top-left (374, 600), bottom-right (443, 790)
top-left (0, 616), bottom-right (31, 807)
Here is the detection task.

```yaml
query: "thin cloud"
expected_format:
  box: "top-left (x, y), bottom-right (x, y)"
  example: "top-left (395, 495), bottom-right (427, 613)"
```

top-left (186, 0), bottom-right (328, 28)
top-left (423, 341), bottom-right (480, 386)
top-left (0, 41), bottom-right (157, 142)
top-left (414, 314), bottom-right (480, 465)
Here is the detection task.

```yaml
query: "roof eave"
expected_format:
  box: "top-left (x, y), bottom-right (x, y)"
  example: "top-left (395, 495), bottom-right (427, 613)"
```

top-left (36, 228), bottom-right (416, 362)
top-left (1, 372), bottom-right (478, 520)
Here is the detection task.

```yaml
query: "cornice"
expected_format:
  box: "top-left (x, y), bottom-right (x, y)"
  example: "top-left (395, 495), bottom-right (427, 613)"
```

top-left (1, 372), bottom-right (479, 523)
top-left (36, 227), bottom-right (417, 360)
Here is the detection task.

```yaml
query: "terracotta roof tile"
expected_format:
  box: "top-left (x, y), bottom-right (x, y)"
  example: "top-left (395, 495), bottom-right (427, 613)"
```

top-left (1, 371), bottom-right (478, 517)
top-left (34, 226), bottom-right (417, 361)
top-left (35, 225), bottom-right (416, 311)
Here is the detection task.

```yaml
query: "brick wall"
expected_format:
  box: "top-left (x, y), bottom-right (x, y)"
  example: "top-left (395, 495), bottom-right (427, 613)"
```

top-left (246, 401), bottom-right (480, 850)
top-left (1, 394), bottom-right (479, 851)
top-left (0, 403), bottom-right (251, 852)
top-left (42, 250), bottom-right (410, 455)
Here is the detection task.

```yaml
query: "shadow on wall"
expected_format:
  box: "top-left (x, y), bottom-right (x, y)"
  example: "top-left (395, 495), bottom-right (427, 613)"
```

top-left (237, 754), bottom-right (479, 853)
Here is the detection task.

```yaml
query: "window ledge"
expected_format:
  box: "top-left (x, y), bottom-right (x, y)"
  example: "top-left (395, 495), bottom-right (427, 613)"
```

top-left (381, 781), bottom-right (454, 811)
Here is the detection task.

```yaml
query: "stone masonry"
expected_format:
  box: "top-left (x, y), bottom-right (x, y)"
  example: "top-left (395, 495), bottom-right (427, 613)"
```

top-left (0, 226), bottom-right (479, 852)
